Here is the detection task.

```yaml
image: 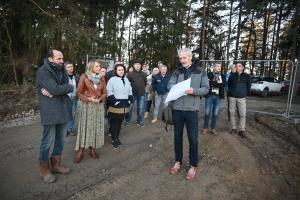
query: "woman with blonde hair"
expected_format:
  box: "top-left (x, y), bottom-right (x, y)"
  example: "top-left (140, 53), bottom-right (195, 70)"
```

top-left (74, 59), bottom-right (107, 163)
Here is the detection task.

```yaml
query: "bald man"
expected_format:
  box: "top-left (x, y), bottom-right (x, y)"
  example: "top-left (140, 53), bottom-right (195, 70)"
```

top-left (36, 49), bottom-right (73, 183)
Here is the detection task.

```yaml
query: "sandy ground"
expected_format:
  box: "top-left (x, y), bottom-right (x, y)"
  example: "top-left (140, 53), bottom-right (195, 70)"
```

top-left (0, 97), bottom-right (300, 200)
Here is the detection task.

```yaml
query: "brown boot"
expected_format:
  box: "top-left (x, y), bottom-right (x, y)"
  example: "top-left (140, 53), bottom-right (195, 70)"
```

top-left (89, 147), bottom-right (99, 159)
top-left (39, 160), bottom-right (56, 183)
top-left (50, 155), bottom-right (71, 174)
top-left (74, 148), bottom-right (84, 163)
top-left (238, 131), bottom-right (248, 139)
top-left (231, 129), bottom-right (237, 134)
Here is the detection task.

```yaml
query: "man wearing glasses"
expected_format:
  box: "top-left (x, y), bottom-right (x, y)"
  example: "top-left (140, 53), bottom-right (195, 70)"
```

top-left (227, 62), bottom-right (251, 138)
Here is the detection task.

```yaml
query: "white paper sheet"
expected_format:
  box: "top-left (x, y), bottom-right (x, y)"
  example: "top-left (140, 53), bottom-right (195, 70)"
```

top-left (165, 78), bottom-right (191, 103)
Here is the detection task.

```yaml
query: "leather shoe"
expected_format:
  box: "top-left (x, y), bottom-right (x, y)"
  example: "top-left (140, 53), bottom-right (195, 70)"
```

top-left (231, 129), bottom-right (236, 134)
top-left (202, 129), bottom-right (208, 135)
top-left (238, 131), bottom-right (247, 139)
top-left (211, 130), bottom-right (217, 135)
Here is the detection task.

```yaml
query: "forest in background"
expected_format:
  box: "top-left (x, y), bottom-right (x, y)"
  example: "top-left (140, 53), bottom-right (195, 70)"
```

top-left (0, 0), bottom-right (299, 94)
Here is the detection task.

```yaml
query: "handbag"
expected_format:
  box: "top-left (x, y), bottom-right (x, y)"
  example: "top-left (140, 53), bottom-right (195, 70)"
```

top-left (161, 102), bottom-right (173, 131)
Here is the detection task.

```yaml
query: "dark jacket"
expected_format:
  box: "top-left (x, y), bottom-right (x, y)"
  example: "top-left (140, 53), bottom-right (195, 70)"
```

top-left (105, 70), bottom-right (113, 83)
top-left (76, 73), bottom-right (107, 103)
top-left (228, 72), bottom-right (251, 98)
top-left (36, 60), bottom-right (73, 126)
top-left (151, 73), bottom-right (171, 95)
top-left (73, 73), bottom-right (80, 88)
top-left (206, 72), bottom-right (226, 99)
top-left (126, 69), bottom-right (147, 96)
top-left (167, 58), bottom-right (210, 111)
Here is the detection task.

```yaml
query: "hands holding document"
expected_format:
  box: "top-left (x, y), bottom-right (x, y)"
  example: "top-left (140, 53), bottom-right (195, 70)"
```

top-left (165, 78), bottom-right (191, 103)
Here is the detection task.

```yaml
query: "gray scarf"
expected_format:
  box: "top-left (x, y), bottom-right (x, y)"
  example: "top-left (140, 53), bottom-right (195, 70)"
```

top-left (86, 71), bottom-right (102, 84)
top-left (212, 71), bottom-right (220, 81)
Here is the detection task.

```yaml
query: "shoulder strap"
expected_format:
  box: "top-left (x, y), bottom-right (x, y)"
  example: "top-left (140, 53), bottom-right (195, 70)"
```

top-left (174, 68), bottom-right (180, 84)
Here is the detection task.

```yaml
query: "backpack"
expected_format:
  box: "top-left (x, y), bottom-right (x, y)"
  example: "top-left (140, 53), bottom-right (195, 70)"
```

top-left (161, 102), bottom-right (173, 131)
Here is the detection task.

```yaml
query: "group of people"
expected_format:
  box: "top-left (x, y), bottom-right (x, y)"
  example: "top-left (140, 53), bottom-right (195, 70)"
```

top-left (35, 48), bottom-right (251, 183)
top-left (202, 61), bottom-right (250, 139)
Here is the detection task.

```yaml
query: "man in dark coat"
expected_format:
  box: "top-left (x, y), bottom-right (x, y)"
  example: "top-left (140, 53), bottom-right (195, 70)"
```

top-left (126, 60), bottom-right (147, 127)
top-left (228, 62), bottom-right (251, 138)
top-left (36, 49), bottom-right (73, 183)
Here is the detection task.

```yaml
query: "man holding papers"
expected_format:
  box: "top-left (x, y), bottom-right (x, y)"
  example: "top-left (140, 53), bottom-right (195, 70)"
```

top-left (168, 48), bottom-right (209, 180)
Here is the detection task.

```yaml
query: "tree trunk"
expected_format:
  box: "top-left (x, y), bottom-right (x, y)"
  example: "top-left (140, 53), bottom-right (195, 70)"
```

top-left (271, 3), bottom-right (283, 77)
top-left (234, 0), bottom-right (242, 60)
top-left (291, 0), bottom-right (300, 96)
top-left (201, 0), bottom-right (206, 68)
top-left (185, 2), bottom-right (193, 46)
top-left (226, 0), bottom-right (233, 67)
top-left (260, 2), bottom-right (270, 76)
top-left (244, 11), bottom-right (254, 60)
top-left (4, 20), bottom-right (19, 85)
top-left (118, 8), bottom-right (126, 59)
top-left (128, 12), bottom-right (132, 62)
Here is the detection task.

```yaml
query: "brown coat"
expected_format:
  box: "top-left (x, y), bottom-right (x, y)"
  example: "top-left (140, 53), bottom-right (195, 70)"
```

top-left (76, 73), bottom-right (107, 103)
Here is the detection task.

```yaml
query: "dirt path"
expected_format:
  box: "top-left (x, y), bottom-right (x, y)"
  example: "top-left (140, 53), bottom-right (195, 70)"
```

top-left (0, 99), bottom-right (299, 200)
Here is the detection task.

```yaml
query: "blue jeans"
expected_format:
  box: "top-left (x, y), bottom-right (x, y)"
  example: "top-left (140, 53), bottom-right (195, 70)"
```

top-left (204, 95), bottom-right (221, 130)
top-left (153, 92), bottom-right (168, 119)
top-left (173, 110), bottom-right (199, 167)
top-left (40, 123), bottom-right (68, 161)
top-left (127, 95), bottom-right (144, 123)
top-left (68, 98), bottom-right (78, 131)
top-left (143, 92), bottom-right (148, 112)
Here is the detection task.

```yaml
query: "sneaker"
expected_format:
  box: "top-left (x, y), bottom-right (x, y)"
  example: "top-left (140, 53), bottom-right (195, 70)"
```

top-left (185, 166), bottom-right (196, 180)
top-left (116, 138), bottom-right (122, 147)
top-left (151, 119), bottom-right (157, 123)
top-left (108, 133), bottom-right (111, 136)
top-left (125, 122), bottom-right (130, 127)
top-left (137, 122), bottom-right (145, 127)
top-left (144, 112), bottom-right (149, 118)
top-left (170, 162), bottom-right (181, 175)
top-left (112, 140), bottom-right (119, 149)
top-left (67, 130), bottom-right (76, 136)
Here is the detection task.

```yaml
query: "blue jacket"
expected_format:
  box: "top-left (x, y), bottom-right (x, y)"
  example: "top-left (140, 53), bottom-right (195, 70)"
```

top-left (151, 73), bottom-right (171, 95)
top-left (167, 59), bottom-right (209, 111)
top-left (226, 73), bottom-right (232, 92)
top-left (228, 72), bottom-right (251, 98)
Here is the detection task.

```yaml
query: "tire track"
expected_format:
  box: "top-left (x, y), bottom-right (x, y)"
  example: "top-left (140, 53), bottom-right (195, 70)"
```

top-left (0, 141), bottom-right (40, 163)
